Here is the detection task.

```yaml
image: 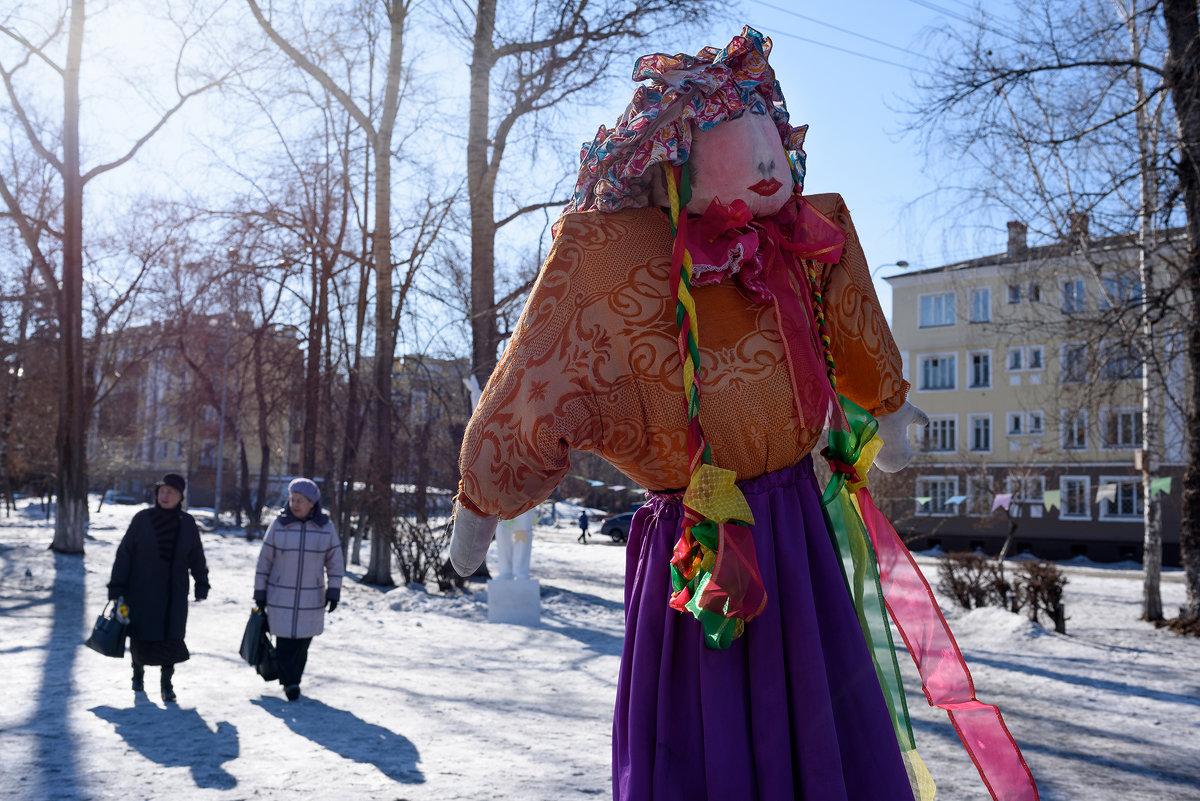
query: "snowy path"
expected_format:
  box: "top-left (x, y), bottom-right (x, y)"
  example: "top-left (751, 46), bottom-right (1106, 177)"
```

top-left (1, 498), bottom-right (1198, 800)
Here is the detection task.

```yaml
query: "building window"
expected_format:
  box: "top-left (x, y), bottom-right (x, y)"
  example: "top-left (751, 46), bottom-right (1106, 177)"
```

top-left (919, 354), bottom-right (956, 391)
top-left (1100, 273), bottom-right (1143, 311)
top-left (969, 288), bottom-right (991, 322)
top-left (1062, 277), bottom-right (1086, 313)
top-left (1061, 476), bottom-right (1091, 520)
top-left (1007, 345), bottom-right (1044, 371)
top-left (966, 476), bottom-right (992, 517)
top-left (916, 476), bottom-right (959, 516)
top-left (919, 293), bottom-right (956, 328)
top-left (1062, 410), bottom-right (1088, 450)
top-left (1028, 282), bottom-right (1041, 302)
top-left (1099, 477), bottom-right (1143, 520)
top-left (922, 416), bottom-right (957, 452)
top-left (969, 351), bottom-right (991, 388)
top-left (1103, 408), bottom-right (1143, 449)
top-left (1007, 475), bottom-right (1046, 519)
top-left (968, 414), bottom-right (991, 452)
top-left (1061, 343), bottom-right (1088, 384)
top-left (1007, 411), bottom-right (1044, 436)
top-left (1101, 342), bottom-right (1143, 381)
top-left (1007, 284), bottom-right (1021, 304)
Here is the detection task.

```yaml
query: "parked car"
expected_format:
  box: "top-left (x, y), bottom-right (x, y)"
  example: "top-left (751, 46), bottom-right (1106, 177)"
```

top-left (600, 511), bottom-right (636, 542)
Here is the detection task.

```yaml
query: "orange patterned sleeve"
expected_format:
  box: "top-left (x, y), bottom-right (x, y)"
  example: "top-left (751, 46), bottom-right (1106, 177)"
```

top-left (808, 194), bottom-right (910, 416)
top-left (456, 217), bottom-right (609, 519)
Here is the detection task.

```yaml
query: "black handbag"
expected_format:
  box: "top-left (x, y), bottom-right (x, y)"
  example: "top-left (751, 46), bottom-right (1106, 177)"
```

top-left (255, 637), bottom-right (279, 682)
top-left (239, 608), bottom-right (268, 666)
top-left (84, 601), bottom-right (127, 658)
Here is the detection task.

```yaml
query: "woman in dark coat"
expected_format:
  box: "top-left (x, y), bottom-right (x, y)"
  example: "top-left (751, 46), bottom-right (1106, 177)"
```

top-left (107, 472), bottom-right (209, 702)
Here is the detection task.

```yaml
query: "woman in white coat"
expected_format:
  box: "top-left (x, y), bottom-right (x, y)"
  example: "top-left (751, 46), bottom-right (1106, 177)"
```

top-left (254, 478), bottom-right (344, 701)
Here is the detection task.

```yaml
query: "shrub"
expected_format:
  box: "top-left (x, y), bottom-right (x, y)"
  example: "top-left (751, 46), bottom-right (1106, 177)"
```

top-left (936, 553), bottom-right (1068, 632)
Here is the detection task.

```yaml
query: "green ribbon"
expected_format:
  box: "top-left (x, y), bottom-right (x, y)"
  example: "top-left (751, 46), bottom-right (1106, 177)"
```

top-left (821, 395), bottom-right (916, 752)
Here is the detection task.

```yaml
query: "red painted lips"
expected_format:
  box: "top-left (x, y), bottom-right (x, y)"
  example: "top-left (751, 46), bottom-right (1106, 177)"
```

top-left (748, 178), bottom-right (782, 196)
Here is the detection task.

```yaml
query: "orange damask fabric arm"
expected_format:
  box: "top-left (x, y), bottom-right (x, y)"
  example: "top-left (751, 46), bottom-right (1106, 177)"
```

top-left (456, 214), bottom-right (610, 518)
top-left (807, 193), bottom-right (910, 417)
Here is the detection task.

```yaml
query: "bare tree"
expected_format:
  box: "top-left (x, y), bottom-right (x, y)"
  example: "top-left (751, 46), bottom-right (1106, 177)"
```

top-left (909, 0), bottom-right (1200, 626)
top-left (247, 0), bottom-right (423, 585)
top-left (0, 0), bottom-right (231, 553)
top-left (445, 0), bottom-right (722, 384)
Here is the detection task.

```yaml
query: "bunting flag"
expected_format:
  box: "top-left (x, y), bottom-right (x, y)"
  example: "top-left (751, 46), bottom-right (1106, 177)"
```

top-left (608, 485), bottom-right (628, 491)
top-left (946, 495), bottom-right (968, 505)
top-left (915, 496), bottom-right (932, 505)
top-left (1042, 490), bottom-right (1061, 510)
top-left (1095, 483), bottom-right (1118, 504)
top-left (1151, 476), bottom-right (1172, 496)
top-left (991, 493), bottom-right (1013, 512)
top-left (587, 479), bottom-right (606, 487)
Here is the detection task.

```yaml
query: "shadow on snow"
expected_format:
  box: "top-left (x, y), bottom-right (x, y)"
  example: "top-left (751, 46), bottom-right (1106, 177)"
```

top-left (91, 697), bottom-right (239, 790)
top-left (251, 696), bottom-right (424, 784)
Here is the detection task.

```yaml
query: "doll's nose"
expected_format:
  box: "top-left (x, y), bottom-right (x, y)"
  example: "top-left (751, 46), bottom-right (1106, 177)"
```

top-left (757, 158), bottom-right (776, 177)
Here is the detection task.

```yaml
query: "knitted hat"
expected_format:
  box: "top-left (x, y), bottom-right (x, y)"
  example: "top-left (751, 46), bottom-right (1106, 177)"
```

top-left (157, 473), bottom-right (186, 493)
top-left (288, 477), bottom-right (320, 504)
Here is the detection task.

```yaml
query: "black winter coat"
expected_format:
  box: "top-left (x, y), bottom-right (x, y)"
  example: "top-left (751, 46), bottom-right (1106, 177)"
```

top-left (107, 506), bottom-right (209, 641)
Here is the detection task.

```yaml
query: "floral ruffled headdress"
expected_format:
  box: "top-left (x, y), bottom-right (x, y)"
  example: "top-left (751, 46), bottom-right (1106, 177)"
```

top-left (563, 26), bottom-right (807, 216)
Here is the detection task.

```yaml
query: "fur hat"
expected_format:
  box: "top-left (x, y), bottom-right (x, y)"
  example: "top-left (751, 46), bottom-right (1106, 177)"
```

top-left (157, 473), bottom-right (186, 494)
top-left (288, 477), bottom-right (320, 504)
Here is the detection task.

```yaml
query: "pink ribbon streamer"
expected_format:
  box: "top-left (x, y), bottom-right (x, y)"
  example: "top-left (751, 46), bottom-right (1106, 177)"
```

top-left (856, 487), bottom-right (1039, 801)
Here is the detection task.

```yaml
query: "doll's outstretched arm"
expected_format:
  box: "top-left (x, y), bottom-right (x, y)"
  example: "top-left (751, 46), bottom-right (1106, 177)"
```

top-left (450, 501), bottom-right (498, 576)
top-left (873, 401), bottom-right (929, 473)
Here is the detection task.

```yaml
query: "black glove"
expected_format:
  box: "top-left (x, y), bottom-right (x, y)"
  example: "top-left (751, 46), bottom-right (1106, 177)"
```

top-left (195, 585), bottom-right (209, 602)
top-left (326, 598), bottom-right (338, 613)
top-left (254, 591), bottom-right (267, 609)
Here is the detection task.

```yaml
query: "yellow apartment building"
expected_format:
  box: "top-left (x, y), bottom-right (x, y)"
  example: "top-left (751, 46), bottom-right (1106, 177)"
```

top-left (884, 219), bottom-right (1186, 565)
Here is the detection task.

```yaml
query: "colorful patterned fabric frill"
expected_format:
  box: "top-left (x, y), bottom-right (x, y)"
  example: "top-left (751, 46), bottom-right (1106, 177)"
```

top-left (562, 25), bottom-right (808, 219)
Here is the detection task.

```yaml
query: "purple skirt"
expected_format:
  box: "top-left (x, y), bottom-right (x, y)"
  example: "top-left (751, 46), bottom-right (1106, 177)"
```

top-left (613, 459), bottom-right (915, 801)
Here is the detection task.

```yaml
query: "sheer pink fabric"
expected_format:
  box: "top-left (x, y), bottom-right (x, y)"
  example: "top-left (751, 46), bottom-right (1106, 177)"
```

top-left (856, 489), bottom-right (1039, 801)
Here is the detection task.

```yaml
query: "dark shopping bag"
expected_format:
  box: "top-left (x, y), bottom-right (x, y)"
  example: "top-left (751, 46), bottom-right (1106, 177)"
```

top-left (239, 608), bottom-right (268, 666)
top-left (84, 601), bottom-right (127, 658)
top-left (256, 637), bottom-right (279, 682)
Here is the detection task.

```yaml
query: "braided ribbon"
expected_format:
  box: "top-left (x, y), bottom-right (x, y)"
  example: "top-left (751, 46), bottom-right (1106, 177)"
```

top-left (663, 163), bottom-right (767, 650)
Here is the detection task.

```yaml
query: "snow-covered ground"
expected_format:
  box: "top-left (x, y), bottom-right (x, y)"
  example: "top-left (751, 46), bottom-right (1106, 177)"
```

top-left (1, 496), bottom-right (1197, 801)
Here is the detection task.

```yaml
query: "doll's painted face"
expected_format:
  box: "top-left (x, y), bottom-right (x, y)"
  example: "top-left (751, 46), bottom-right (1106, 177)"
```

top-left (685, 110), bottom-right (794, 217)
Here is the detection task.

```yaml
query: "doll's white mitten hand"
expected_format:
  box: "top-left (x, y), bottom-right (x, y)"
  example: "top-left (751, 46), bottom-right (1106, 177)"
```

top-left (450, 501), bottom-right (498, 577)
top-left (873, 401), bottom-right (929, 473)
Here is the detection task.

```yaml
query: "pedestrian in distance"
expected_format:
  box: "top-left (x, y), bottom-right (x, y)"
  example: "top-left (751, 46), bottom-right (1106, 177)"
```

top-left (254, 478), bottom-right (344, 702)
top-left (578, 510), bottom-right (590, 544)
top-left (107, 472), bottom-right (209, 702)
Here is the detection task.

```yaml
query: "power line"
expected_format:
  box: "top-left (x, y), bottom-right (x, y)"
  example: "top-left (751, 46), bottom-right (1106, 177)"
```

top-left (901, 0), bottom-right (1019, 42)
top-left (760, 26), bottom-right (934, 76)
top-left (748, 0), bottom-right (935, 63)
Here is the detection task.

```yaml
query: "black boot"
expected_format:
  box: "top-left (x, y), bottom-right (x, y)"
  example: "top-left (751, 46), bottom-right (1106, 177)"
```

top-left (131, 664), bottom-right (145, 693)
top-left (161, 665), bottom-right (176, 703)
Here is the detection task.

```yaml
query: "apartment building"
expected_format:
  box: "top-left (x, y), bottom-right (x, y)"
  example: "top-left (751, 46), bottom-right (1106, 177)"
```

top-left (884, 220), bottom-right (1186, 565)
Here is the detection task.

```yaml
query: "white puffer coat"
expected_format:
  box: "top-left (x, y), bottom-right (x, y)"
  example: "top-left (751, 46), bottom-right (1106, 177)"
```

top-left (255, 509), bottom-right (344, 639)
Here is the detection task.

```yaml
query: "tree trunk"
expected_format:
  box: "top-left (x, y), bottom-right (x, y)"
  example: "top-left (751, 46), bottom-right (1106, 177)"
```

top-left (301, 247), bottom-right (323, 477)
top-left (467, 0), bottom-right (501, 387)
top-left (51, 0), bottom-right (88, 554)
top-left (1129, 4), bottom-right (1164, 621)
top-left (361, 11), bottom-right (406, 587)
top-left (1163, 0), bottom-right (1200, 621)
